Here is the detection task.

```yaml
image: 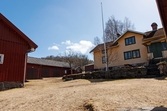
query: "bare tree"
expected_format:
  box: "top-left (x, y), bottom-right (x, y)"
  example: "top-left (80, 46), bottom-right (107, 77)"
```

top-left (107, 49), bottom-right (118, 66)
top-left (105, 16), bottom-right (135, 42)
top-left (62, 50), bottom-right (76, 74)
top-left (94, 42), bottom-right (118, 70)
top-left (94, 36), bottom-right (101, 45)
top-left (43, 50), bottom-right (93, 74)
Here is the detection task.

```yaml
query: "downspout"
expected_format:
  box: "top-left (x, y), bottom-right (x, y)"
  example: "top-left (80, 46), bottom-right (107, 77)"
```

top-left (23, 48), bottom-right (35, 86)
top-left (23, 53), bottom-right (28, 87)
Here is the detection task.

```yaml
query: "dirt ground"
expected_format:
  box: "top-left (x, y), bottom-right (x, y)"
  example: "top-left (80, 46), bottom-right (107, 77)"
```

top-left (0, 77), bottom-right (167, 111)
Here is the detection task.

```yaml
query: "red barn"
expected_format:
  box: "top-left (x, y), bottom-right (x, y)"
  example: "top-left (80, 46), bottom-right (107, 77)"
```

top-left (0, 13), bottom-right (37, 90)
top-left (85, 63), bottom-right (94, 72)
top-left (26, 57), bottom-right (71, 79)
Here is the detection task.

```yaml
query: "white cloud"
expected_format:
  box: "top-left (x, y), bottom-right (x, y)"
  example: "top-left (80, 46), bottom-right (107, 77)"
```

top-left (48, 45), bottom-right (59, 50)
top-left (61, 40), bottom-right (73, 45)
top-left (66, 40), bottom-right (95, 54)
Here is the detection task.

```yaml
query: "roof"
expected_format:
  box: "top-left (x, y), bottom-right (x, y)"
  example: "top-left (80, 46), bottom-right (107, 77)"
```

top-left (27, 57), bottom-right (70, 68)
top-left (90, 28), bottom-right (165, 53)
top-left (144, 28), bottom-right (164, 39)
top-left (90, 30), bottom-right (144, 53)
top-left (0, 13), bottom-right (38, 50)
top-left (90, 41), bottom-right (113, 53)
top-left (113, 30), bottom-right (144, 44)
top-left (84, 63), bottom-right (94, 67)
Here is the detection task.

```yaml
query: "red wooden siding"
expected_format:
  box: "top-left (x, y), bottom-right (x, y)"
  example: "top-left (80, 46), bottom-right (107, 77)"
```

top-left (85, 64), bottom-right (94, 72)
top-left (156, 0), bottom-right (167, 38)
top-left (0, 13), bottom-right (37, 83)
top-left (26, 63), bottom-right (71, 79)
top-left (0, 20), bottom-right (29, 82)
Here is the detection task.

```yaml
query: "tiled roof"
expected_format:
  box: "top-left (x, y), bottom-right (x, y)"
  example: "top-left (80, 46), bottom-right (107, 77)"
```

top-left (27, 57), bottom-right (70, 68)
top-left (90, 41), bottom-right (113, 53)
top-left (144, 28), bottom-right (164, 38)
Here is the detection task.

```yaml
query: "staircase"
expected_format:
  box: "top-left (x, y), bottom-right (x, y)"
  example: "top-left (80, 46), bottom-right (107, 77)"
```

top-left (146, 59), bottom-right (161, 77)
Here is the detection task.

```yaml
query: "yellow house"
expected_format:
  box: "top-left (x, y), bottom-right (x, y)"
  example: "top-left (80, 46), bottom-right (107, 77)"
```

top-left (90, 23), bottom-right (167, 70)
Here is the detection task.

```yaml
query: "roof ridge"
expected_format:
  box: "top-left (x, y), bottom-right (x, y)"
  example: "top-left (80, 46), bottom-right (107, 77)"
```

top-left (0, 13), bottom-right (38, 49)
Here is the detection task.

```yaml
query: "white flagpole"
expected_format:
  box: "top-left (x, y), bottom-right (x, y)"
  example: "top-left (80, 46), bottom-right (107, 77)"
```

top-left (101, 2), bottom-right (108, 71)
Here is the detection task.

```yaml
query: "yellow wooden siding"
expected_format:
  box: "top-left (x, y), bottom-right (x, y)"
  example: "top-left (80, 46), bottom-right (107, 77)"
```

top-left (93, 32), bottom-right (148, 69)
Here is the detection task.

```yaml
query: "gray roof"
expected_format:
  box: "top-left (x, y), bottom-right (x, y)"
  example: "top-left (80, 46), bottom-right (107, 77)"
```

top-left (27, 57), bottom-right (70, 68)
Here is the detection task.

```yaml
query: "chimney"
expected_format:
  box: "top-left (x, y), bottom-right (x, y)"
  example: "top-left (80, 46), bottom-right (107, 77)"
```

top-left (151, 22), bottom-right (158, 31)
top-left (117, 33), bottom-right (121, 38)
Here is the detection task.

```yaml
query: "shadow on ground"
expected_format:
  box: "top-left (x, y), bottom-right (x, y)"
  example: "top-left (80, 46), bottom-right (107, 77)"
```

top-left (151, 106), bottom-right (167, 111)
top-left (87, 76), bottom-right (167, 83)
top-left (154, 76), bottom-right (167, 80)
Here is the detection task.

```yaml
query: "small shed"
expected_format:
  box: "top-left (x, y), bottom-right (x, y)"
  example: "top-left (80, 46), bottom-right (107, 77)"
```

top-left (85, 63), bottom-right (94, 72)
top-left (0, 13), bottom-right (37, 90)
top-left (73, 66), bottom-right (83, 74)
top-left (26, 57), bottom-right (71, 79)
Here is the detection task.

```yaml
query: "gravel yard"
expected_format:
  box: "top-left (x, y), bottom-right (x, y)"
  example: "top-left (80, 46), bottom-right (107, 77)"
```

top-left (0, 77), bottom-right (167, 111)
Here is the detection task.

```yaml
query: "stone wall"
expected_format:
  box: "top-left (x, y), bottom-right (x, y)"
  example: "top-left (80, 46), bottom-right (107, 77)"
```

top-left (62, 68), bottom-right (147, 81)
top-left (0, 82), bottom-right (23, 91)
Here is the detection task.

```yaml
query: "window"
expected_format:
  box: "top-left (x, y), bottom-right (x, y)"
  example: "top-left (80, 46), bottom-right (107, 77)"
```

top-left (124, 49), bottom-right (140, 60)
top-left (102, 50), bottom-right (107, 54)
top-left (125, 36), bottom-right (136, 45)
top-left (162, 42), bottom-right (167, 50)
top-left (102, 50), bottom-right (105, 54)
top-left (102, 56), bottom-right (106, 63)
top-left (132, 50), bottom-right (140, 58)
top-left (147, 45), bottom-right (151, 53)
top-left (124, 51), bottom-right (131, 60)
top-left (102, 56), bottom-right (108, 64)
top-left (0, 54), bottom-right (4, 64)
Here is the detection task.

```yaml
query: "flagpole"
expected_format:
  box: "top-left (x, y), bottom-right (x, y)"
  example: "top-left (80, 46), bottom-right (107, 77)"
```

top-left (101, 2), bottom-right (108, 71)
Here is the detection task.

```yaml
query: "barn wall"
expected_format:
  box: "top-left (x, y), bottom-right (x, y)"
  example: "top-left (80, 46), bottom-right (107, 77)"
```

top-left (26, 63), bottom-right (71, 79)
top-left (85, 65), bottom-right (94, 72)
top-left (0, 20), bottom-right (28, 82)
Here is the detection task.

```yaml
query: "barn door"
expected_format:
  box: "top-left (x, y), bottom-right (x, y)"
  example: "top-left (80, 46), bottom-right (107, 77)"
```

top-left (26, 68), bottom-right (37, 79)
top-left (53, 69), bottom-right (60, 77)
top-left (42, 68), bottom-right (49, 77)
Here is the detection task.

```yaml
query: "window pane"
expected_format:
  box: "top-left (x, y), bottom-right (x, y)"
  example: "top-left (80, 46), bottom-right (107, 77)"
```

top-left (129, 38), bottom-right (132, 44)
top-left (162, 42), bottom-right (167, 50)
top-left (102, 50), bottom-right (105, 54)
top-left (131, 37), bottom-right (135, 44)
top-left (124, 52), bottom-right (127, 59)
top-left (132, 50), bottom-right (136, 58)
top-left (127, 52), bottom-right (131, 59)
top-left (147, 46), bottom-right (151, 53)
top-left (125, 39), bottom-right (129, 45)
top-left (136, 50), bottom-right (140, 57)
top-left (102, 56), bottom-right (106, 63)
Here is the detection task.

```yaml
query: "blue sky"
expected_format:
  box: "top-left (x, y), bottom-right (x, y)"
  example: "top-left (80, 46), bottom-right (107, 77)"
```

top-left (0, 0), bottom-right (162, 60)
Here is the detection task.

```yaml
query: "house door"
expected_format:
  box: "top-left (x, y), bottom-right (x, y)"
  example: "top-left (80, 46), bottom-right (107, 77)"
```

top-left (151, 42), bottom-right (162, 58)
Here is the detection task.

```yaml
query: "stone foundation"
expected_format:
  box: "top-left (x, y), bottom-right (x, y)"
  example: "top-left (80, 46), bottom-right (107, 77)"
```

top-left (63, 68), bottom-right (147, 81)
top-left (0, 82), bottom-right (23, 91)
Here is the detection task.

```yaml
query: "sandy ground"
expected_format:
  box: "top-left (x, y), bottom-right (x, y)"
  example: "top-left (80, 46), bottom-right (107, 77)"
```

top-left (0, 77), bottom-right (167, 111)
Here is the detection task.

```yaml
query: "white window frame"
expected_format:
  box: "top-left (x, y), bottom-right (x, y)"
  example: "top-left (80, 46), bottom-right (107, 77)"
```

top-left (0, 54), bottom-right (4, 64)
